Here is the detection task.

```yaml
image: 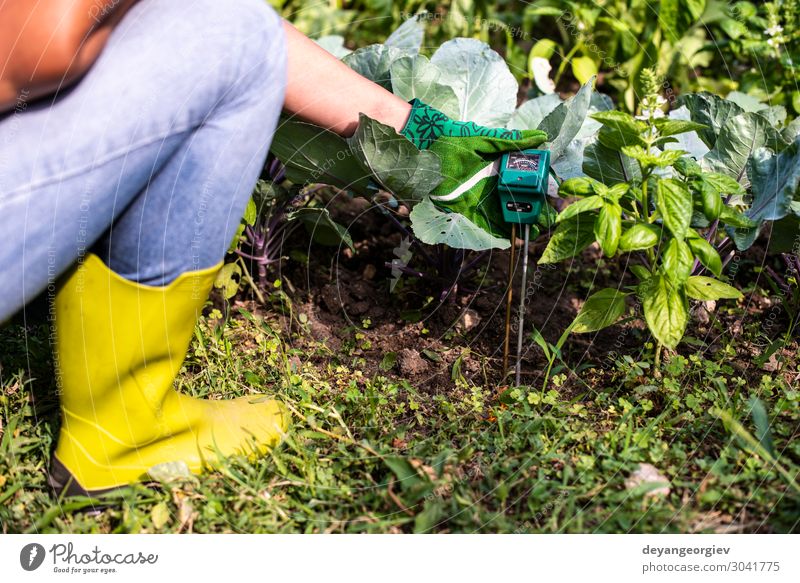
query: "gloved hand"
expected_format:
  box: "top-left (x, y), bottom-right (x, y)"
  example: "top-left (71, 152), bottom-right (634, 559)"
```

top-left (401, 98), bottom-right (548, 237)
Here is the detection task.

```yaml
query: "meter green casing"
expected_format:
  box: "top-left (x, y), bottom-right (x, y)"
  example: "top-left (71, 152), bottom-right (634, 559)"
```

top-left (497, 149), bottom-right (550, 225)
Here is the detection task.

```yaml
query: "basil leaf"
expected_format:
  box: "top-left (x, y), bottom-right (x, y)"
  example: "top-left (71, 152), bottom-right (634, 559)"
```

top-left (656, 179), bottom-right (693, 240)
top-left (687, 235), bottom-right (722, 276)
top-left (685, 276), bottom-right (743, 300)
top-left (653, 118), bottom-right (708, 137)
top-left (638, 273), bottom-right (689, 349)
top-left (619, 223), bottom-right (662, 252)
top-left (556, 196), bottom-right (603, 223)
top-left (594, 202), bottom-right (622, 257)
top-left (572, 288), bottom-right (628, 333)
top-left (539, 214), bottom-right (597, 264)
top-left (663, 238), bottom-right (694, 283)
top-left (559, 177), bottom-right (600, 198)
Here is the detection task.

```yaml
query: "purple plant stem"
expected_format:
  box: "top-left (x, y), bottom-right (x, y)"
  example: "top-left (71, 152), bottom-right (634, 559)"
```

top-left (721, 249), bottom-right (737, 271)
top-left (383, 262), bottom-right (427, 279)
top-left (235, 250), bottom-right (281, 265)
top-left (268, 157), bottom-right (282, 179)
top-left (782, 253), bottom-right (799, 279)
top-left (764, 264), bottom-right (790, 293)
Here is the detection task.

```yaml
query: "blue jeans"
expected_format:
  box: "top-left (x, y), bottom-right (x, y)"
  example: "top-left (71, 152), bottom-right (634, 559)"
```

top-left (0, 0), bottom-right (287, 323)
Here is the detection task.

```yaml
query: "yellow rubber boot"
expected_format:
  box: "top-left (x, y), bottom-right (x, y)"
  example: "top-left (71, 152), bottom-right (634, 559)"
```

top-left (49, 254), bottom-right (288, 497)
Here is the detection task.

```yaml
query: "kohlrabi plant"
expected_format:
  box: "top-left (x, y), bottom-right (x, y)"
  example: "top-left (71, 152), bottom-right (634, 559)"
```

top-left (270, 17), bottom-right (607, 301)
top-left (216, 156), bottom-right (354, 302)
top-left (676, 90), bottom-right (800, 251)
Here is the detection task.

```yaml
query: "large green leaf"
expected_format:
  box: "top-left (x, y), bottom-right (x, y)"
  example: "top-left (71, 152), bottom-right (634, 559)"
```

top-left (575, 92), bottom-right (615, 141)
top-left (730, 137), bottom-right (800, 250)
top-left (538, 77), bottom-right (595, 161)
top-left (390, 55), bottom-right (461, 119)
top-left (745, 138), bottom-right (800, 224)
top-left (314, 35), bottom-right (352, 59)
top-left (679, 92), bottom-right (745, 149)
top-left (539, 214), bottom-right (597, 264)
top-left (703, 111), bottom-right (787, 180)
top-left (385, 15), bottom-right (425, 52)
top-left (685, 276), bottom-right (742, 300)
top-left (508, 94), bottom-right (562, 131)
top-left (409, 198), bottom-right (511, 251)
top-left (639, 274), bottom-right (689, 349)
top-left (430, 39), bottom-right (518, 127)
top-left (271, 119), bottom-right (370, 192)
top-left (583, 141), bottom-right (642, 185)
top-left (347, 115), bottom-right (442, 205)
top-left (343, 44), bottom-right (410, 89)
top-left (656, 179), bottom-right (693, 240)
top-left (769, 215), bottom-right (800, 253)
top-left (552, 136), bottom-right (595, 181)
top-left (572, 288), bottom-right (628, 333)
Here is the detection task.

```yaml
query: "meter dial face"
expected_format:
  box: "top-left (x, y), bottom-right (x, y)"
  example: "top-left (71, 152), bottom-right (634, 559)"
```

top-left (505, 152), bottom-right (540, 172)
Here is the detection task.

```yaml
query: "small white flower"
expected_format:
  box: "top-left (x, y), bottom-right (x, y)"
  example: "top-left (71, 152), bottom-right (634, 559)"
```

top-left (636, 107), bottom-right (665, 121)
top-left (767, 37), bottom-right (779, 47)
top-left (765, 25), bottom-right (784, 37)
top-left (531, 57), bottom-right (556, 94)
top-left (577, 21), bottom-right (585, 31)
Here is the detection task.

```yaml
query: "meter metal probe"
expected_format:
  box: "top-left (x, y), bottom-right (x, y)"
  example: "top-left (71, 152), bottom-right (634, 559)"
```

top-left (498, 149), bottom-right (551, 386)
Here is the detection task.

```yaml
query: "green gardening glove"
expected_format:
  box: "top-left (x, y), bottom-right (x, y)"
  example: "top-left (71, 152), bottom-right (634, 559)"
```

top-left (401, 98), bottom-right (548, 237)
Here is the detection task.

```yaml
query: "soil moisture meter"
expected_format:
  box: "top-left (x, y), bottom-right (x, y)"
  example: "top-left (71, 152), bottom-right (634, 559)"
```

top-left (498, 149), bottom-right (551, 386)
top-left (497, 149), bottom-right (550, 225)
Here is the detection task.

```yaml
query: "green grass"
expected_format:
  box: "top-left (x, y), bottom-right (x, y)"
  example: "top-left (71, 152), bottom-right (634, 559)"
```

top-left (1, 298), bottom-right (798, 534)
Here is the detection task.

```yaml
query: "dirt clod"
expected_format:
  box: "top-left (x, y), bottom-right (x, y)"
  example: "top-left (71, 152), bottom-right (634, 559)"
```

top-left (398, 349), bottom-right (429, 376)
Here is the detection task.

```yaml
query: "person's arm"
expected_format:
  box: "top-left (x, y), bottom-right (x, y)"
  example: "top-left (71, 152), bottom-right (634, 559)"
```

top-left (0, 0), bottom-right (139, 112)
top-left (282, 20), bottom-right (411, 136)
